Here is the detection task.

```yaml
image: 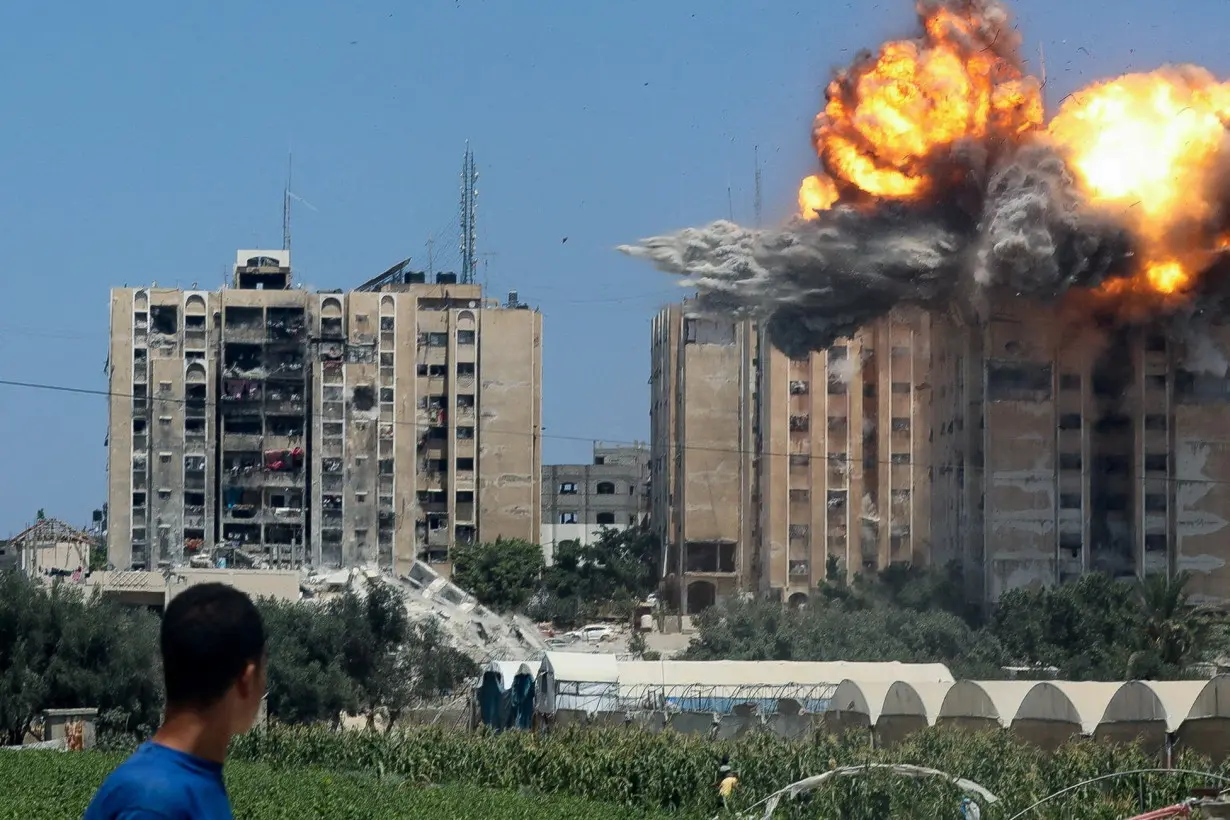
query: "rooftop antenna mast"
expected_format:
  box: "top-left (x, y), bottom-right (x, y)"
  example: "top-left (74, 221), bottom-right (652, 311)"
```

top-left (754, 145), bottom-right (763, 228)
top-left (281, 153), bottom-right (316, 256)
top-left (460, 142), bottom-right (479, 284)
top-left (282, 154), bottom-right (293, 252)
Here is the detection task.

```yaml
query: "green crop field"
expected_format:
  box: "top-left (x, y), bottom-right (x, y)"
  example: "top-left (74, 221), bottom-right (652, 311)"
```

top-left (6, 726), bottom-right (1230, 819)
top-left (0, 750), bottom-right (687, 820)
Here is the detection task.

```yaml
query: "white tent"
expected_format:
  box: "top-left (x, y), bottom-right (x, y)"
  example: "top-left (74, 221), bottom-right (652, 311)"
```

top-left (536, 652), bottom-right (620, 715)
top-left (616, 660), bottom-right (953, 714)
top-left (618, 660), bottom-right (951, 693)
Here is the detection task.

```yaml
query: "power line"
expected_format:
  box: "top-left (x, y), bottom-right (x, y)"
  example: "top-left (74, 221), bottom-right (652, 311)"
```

top-left (1, 376), bottom-right (1223, 487)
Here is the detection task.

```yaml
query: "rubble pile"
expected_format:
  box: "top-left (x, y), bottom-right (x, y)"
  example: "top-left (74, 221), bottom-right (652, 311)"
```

top-left (302, 560), bottom-right (547, 663)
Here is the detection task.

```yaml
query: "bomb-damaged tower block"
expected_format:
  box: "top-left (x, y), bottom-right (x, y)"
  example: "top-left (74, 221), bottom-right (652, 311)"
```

top-left (930, 285), bottom-right (1230, 608)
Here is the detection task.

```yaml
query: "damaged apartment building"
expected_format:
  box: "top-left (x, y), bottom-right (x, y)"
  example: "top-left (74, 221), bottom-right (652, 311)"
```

top-left (650, 303), bottom-right (936, 613)
top-left (930, 293), bottom-right (1230, 606)
top-left (653, 292), bottom-right (1230, 612)
top-left (106, 251), bottom-right (542, 575)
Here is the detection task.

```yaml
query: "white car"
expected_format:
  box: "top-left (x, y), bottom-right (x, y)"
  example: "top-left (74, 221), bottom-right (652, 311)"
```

top-left (574, 624), bottom-right (615, 643)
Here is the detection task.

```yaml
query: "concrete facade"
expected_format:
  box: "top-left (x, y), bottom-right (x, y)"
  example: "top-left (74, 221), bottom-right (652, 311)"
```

top-left (106, 252), bottom-right (541, 577)
top-left (541, 443), bottom-right (649, 564)
top-left (651, 292), bottom-right (1230, 610)
top-left (758, 308), bottom-right (938, 605)
top-left (930, 294), bottom-right (1230, 605)
top-left (650, 305), bottom-right (759, 614)
top-left (649, 303), bottom-right (936, 612)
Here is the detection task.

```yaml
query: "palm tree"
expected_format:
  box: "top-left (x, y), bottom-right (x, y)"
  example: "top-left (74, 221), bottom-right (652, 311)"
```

top-left (1136, 571), bottom-right (1213, 673)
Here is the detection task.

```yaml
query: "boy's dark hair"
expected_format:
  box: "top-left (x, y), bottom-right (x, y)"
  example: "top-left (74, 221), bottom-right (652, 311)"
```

top-left (161, 583), bottom-right (266, 707)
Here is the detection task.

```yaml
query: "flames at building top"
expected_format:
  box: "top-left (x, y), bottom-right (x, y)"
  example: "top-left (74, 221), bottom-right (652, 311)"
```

top-left (622, 0), bottom-right (1230, 357)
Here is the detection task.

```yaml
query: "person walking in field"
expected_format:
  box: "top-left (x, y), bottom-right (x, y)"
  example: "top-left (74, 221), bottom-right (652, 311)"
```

top-left (718, 764), bottom-right (739, 808)
top-left (84, 583), bottom-right (267, 820)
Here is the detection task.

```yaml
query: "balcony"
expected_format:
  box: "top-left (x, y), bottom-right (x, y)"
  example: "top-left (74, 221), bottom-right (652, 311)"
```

top-left (224, 504), bottom-right (259, 521)
top-left (264, 398), bottom-right (306, 415)
top-left (265, 323), bottom-right (306, 344)
top-left (220, 399), bottom-right (262, 416)
top-left (261, 469), bottom-right (306, 488)
top-left (418, 471), bottom-right (446, 492)
top-left (222, 432), bottom-right (263, 451)
top-left (267, 506), bottom-right (306, 524)
top-left (223, 325), bottom-right (267, 345)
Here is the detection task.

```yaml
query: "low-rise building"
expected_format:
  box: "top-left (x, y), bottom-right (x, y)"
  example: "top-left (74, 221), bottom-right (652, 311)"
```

top-left (540, 443), bottom-right (649, 564)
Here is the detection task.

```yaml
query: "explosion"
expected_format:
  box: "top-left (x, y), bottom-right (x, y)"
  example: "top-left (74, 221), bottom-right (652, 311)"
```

top-left (1048, 67), bottom-right (1230, 299)
top-left (809, 0), bottom-right (1042, 202)
top-left (620, 0), bottom-right (1230, 356)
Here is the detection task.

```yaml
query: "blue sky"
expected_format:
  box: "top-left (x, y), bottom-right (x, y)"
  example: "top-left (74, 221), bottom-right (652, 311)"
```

top-left (0, 0), bottom-right (1223, 532)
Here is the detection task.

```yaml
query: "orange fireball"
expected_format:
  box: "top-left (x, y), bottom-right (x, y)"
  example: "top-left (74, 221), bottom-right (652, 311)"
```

top-left (798, 1), bottom-right (1041, 214)
top-left (1047, 66), bottom-right (1230, 298)
top-left (798, 174), bottom-right (838, 219)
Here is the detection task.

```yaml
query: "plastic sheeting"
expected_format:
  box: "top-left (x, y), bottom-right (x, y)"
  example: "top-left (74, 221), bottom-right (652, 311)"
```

top-left (536, 652), bottom-right (619, 715)
top-left (478, 661), bottom-right (540, 731)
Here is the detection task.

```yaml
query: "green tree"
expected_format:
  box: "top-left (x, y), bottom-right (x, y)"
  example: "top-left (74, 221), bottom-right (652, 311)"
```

top-left (1132, 570), bottom-right (1214, 676)
top-left (538, 523), bottom-right (661, 627)
top-left (682, 593), bottom-right (1005, 679)
top-left (451, 537), bottom-right (544, 612)
top-left (0, 571), bottom-right (161, 744)
top-left (260, 583), bottom-right (479, 730)
top-left (990, 573), bottom-right (1143, 679)
top-left (259, 598), bottom-right (357, 727)
top-left (398, 620), bottom-right (479, 714)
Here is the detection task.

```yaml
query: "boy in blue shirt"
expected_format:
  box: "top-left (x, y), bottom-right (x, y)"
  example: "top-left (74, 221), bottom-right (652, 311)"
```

top-left (85, 582), bottom-right (267, 820)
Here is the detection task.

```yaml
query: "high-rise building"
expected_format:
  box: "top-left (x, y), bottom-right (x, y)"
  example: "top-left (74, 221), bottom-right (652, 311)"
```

top-left (930, 294), bottom-right (1230, 605)
top-left (649, 305), bottom-right (757, 613)
top-left (106, 251), bottom-right (541, 575)
top-left (540, 443), bottom-right (649, 564)
top-left (649, 302), bottom-right (936, 613)
top-left (757, 307), bottom-right (938, 604)
top-left (652, 293), bottom-right (1230, 612)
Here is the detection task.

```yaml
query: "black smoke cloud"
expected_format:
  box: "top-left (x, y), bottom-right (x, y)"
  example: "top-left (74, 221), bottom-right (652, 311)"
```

top-left (619, 141), bottom-right (1132, 358)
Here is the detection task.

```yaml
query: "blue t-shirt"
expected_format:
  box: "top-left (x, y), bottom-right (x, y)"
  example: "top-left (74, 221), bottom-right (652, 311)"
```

top-left (84, 741), bottom-right (232, 820)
